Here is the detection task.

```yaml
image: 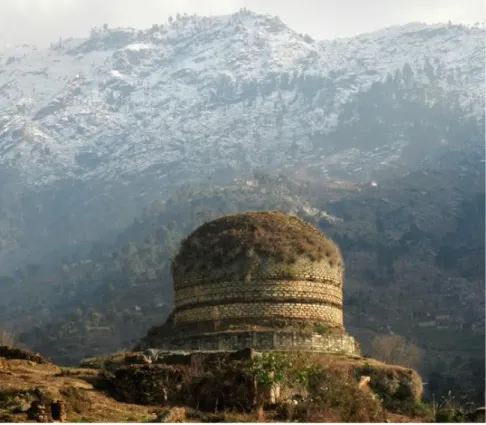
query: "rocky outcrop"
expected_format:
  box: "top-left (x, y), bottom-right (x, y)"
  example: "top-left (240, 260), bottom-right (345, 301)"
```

top-left (26, 401), bottom-right (49, 423)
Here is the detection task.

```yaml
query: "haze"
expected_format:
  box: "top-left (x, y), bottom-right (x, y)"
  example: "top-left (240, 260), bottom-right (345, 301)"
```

top-left (1, 0), bottom-right (484, 47)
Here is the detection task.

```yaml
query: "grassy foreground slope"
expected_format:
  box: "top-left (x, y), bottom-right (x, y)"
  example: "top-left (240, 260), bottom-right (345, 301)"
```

top-left (0, 345), bottom-right (430, 423)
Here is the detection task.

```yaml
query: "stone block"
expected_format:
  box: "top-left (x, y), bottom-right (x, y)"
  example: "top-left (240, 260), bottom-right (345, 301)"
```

top-left (229, 347), bottom-right (257, 361)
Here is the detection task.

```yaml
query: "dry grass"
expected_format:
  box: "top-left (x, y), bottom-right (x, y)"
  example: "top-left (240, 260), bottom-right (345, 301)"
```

top-left (0, 357), bottom-right (155, 423)
top-left (80, 351), bottom-right (131, 371)
top-left (55, 367), bottom-right (100, 377)
top-left (176, 407), bottom-right (258, 422)
top-left (172, 211), bottom-right (342, 280)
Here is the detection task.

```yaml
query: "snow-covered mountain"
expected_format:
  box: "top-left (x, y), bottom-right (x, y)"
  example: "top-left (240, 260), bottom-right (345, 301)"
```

top-left (0, 11), bottom-right (484, 271)
top-left (0, 11), bottom-right (484, 188)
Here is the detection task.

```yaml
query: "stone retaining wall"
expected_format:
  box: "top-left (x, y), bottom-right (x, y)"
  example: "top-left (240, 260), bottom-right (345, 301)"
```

top-left (153, 330), bottom-right (359, 356)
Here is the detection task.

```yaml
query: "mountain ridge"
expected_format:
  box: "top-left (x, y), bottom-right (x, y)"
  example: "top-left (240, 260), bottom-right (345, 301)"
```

top-left (0, 9), bottom-right (484, 272)
top-left (1, 11), bottom-right (484, 188)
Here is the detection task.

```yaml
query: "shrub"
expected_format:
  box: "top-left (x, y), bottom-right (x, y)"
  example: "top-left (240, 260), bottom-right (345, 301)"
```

top-left (435, 392), bottom-right (467, 423)
top-left (356, 362), bottom-right (423, 413)
top-left (435, 407), bottom-right (466, 423)
top-left (246, 352), bottom-right (292, 387)
top-left (0, 346), bottom-right (47, 364)
top-left (279, 368), bottom-right (386, 422)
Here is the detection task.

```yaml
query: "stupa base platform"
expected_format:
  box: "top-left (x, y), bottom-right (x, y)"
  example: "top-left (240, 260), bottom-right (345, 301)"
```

top-left (139, 330), bottom-right (360, 356)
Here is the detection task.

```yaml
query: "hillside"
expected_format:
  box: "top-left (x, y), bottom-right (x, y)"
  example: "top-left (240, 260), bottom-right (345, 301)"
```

top-left (0, 12), bottom-right (484, 270)
top-left (0, 9), bottom-right (484, 410)
top-left (0, 346), bottom-right (432, 423)
top-left (1, 167), bottom-right (484, 406)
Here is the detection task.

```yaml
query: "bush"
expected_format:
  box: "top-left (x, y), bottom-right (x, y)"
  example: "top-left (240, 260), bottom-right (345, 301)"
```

top-left (435, 407), bottom-right (466, 423)
top-left (0, 346), bottom-right (47, 364)
top-left (278, 368), bottom-right (386, 422)
top-left (246, 352), bottom-right (292, 387)
top-left (434, 392), bottom-right (468, 423)
top-left (260, 353), bottom-right (387, 422)
top-left (356, 362), bottom-right (423, 413)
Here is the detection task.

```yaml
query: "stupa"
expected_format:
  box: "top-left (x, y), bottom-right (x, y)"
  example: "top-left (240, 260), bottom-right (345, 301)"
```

top-left (139, 211), bottom-right (359, 355)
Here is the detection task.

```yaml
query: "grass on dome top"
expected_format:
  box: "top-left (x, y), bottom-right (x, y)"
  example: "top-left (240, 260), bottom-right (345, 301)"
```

top-left (171, 211), bottom-right (342, 277)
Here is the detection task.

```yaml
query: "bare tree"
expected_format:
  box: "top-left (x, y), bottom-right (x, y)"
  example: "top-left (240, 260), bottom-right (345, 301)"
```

top-left (0, 329), bottom-right (16, 346)
top-left (371, 334), bottom-right (422, 369)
